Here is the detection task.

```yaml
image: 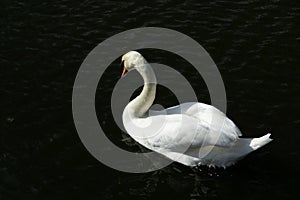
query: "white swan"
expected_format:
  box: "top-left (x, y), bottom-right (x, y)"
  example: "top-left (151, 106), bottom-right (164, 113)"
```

top-left (121, 51), bottom-right (272, 168)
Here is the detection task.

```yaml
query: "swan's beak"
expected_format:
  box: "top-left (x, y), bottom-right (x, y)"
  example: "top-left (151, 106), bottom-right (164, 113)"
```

top-left (120, 60), bottom-right (127, 77)
top-left (121, 67), bottom-right (127, 77)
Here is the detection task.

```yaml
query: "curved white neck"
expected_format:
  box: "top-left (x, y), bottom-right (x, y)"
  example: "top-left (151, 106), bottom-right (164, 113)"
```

top-left (125, 63), bottom-right (157, 118)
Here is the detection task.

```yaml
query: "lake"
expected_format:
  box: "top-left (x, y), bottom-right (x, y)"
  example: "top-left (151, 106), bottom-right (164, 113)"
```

top-left (1, 0), bottom-right (299, 199)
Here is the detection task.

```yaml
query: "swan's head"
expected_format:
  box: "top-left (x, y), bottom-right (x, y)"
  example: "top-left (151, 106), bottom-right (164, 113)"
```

top-left (121, 51), bottom-right (147, 77)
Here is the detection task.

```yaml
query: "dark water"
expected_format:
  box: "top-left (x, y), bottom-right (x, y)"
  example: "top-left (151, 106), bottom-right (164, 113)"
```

top-left (1, 0), bottom-right (299, 199)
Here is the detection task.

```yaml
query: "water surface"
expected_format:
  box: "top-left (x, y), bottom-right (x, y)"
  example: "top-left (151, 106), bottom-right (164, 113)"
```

top-left (1, 0), bottom-right (299, 199)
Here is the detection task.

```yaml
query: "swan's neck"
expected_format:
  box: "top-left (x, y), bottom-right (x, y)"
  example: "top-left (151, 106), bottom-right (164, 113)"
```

top-left (126, 64), bottom-right (157, 118)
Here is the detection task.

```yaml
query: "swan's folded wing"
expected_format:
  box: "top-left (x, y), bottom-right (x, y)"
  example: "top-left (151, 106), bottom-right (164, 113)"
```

top-left (182, 102), bottom-right (242, 137)
top-left (162, 102), bottom-right (241, 137)
top-left (142, 113), bottom-right (239, 153)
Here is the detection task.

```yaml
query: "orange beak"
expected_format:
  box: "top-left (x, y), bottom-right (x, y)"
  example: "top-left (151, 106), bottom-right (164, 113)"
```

top-left (120, 60), bottom-right (127, 77)
top-left (121, 67), bottom-right (127, 77)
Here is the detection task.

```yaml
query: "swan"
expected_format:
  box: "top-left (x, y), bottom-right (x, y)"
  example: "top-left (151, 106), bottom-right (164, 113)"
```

top-left (121, 51), bottom-right (272, 168)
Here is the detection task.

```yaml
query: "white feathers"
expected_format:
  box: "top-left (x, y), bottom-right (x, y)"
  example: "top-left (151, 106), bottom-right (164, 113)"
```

top-left (121, 51), bottom-right (273, 168)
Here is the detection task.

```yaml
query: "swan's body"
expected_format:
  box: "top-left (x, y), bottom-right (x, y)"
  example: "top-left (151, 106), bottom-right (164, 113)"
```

top-left (121, 51), bottom-right (272, 168)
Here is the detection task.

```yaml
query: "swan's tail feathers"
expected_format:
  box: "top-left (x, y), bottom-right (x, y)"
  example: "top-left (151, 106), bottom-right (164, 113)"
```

top-left (249, 133), bottom-right (273, 150)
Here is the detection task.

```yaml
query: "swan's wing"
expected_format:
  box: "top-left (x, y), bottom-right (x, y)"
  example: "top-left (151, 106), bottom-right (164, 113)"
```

top-left (137, 114), bottom-right (206, 151)
top-left (135, 113), bottom-right (240, 153)
top-left (160, 102), bottom-right (201, 115)
top-left (186, 103), bottom-right (242, 137)
top-left (152, 102), bottom-right (242, 137)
